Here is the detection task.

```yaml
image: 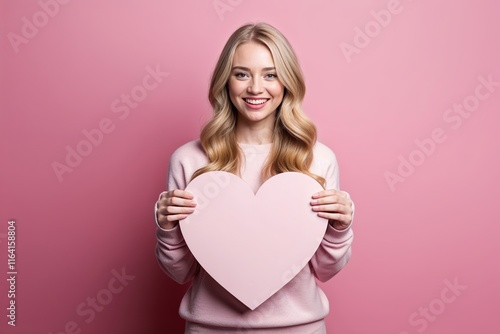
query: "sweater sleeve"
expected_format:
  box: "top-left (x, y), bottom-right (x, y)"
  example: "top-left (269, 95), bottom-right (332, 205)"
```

top-left (155, 145), bottom-right (200, 284)
top-left (309, 144), bottom-right (354, 282)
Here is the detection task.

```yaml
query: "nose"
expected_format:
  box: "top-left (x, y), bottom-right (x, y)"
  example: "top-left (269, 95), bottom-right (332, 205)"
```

top-left (247, 77), bottom-right (263, 94)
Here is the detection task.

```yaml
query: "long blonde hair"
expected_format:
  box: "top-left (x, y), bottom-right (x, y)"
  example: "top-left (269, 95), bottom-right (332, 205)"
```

top-left (192, 22), bottom-right (325, 187)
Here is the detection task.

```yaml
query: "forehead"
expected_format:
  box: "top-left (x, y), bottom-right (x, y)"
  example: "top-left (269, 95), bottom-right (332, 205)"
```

top-left (232, 41), bottom-right (275, 67)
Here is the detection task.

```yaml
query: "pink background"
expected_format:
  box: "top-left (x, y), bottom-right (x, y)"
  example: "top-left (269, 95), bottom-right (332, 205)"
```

top-left (1, 0), bottom-right (499, 333)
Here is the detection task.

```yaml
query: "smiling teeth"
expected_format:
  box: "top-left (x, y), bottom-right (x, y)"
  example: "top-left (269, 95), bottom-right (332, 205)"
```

top-left (245, 99), bottom-right (267, 105)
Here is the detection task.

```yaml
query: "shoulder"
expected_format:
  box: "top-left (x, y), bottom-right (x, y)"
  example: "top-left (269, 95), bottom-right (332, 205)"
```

top-left (311, 141), bottom-right (340, 189)
top-left (312, 141), bottom-right (338, 166)
top-left (170, 139), bottom-right (207, 165)
top-left (167, 140), bottom-right (208, 189)
top-left (169, 139), bottom-right (209, 174)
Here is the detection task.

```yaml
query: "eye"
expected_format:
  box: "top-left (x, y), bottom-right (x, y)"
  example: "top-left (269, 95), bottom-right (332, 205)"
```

top-left (265, 73), bottom-right (278, 79)
top-left (235, 72), bottom-right (249, 79)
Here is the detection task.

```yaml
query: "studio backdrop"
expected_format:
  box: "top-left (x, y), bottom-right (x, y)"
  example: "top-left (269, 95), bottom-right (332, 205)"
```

top-left (1, 0), bottom-right (499, 333)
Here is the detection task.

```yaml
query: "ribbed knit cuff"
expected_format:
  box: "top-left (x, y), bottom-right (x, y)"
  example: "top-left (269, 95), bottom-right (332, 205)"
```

top-left (156, 224), bottom-right (184, 245)
top-left (324, 223), bottom-right (353, 244)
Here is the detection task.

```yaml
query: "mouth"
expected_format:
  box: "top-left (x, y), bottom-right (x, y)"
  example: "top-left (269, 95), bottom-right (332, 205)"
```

top-left (243, 98), bottom-right (270, 109)
top-left (243, 98), bottom-right (269, 105)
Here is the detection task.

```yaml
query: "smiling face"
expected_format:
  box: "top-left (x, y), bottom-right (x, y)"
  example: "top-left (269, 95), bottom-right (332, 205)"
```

top-left (228, 41), bottom-right (285, 131)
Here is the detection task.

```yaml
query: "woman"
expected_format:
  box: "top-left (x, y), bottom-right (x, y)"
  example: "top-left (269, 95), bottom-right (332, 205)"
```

top-left (155, 22), bottom-right (354, 333)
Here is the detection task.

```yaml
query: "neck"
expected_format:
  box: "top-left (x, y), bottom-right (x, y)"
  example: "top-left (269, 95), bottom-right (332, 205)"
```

top-left (235, 121), bottom-right (273, 145)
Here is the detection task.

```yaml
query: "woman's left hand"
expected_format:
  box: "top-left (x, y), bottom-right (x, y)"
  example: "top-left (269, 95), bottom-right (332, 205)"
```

top-left (310, 189), bottom-right (354, 230)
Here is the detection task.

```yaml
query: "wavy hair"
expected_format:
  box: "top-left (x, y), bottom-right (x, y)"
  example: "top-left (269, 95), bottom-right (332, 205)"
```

top-left (192, 22), bottom-right (325, 187)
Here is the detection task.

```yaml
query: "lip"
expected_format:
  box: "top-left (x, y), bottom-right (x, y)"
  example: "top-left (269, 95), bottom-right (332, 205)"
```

top-left (243, 98), bottom-right (270, 110)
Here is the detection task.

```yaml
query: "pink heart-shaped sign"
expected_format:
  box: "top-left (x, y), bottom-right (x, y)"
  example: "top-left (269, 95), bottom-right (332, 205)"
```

top-left (180, 171), bottom-right (327, 310)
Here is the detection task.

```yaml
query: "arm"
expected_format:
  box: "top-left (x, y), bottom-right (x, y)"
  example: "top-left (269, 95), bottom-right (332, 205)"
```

top-left (309, 222), bottom-right (353, 282)
top-left (155, 150), bottom-right (200, 284)
top-left (308, 145), bottom-right (354, 282)
top-left (155, 223), bottom-right (199, 284)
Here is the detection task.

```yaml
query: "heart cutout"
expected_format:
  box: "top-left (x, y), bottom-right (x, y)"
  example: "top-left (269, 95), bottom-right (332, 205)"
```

top-left (180, 171), bottom-right (327, 310)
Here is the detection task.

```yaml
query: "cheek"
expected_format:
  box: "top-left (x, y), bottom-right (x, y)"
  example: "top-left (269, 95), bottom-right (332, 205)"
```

top-left (228, 80), bottom-right (243, 99)
top-left (269, 83), bottom-right (285, 100)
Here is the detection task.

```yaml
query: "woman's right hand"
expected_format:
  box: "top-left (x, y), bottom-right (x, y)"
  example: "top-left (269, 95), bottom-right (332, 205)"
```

top-left (156, 189), bottom-right (197, 229)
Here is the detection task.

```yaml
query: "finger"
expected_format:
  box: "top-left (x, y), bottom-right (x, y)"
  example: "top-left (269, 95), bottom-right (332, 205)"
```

top-left (165, 196), bottom-right (197, 207)
top-left (312, 189), bottom-right (336, 199)
top-left (311, 203), bottom-right (351, 214)
top-left (162, 189), bottom-right (194, 200)
top-left (312, 189), bottom-right (349, 199)
top-left (172, 189), bottom-right (195, 199)
top-left (311, 194), bottom-right (351, 207)
top-left (311, 196), bottom-right (341, 206)
top-left (160, 205), bottom-right (196, 215)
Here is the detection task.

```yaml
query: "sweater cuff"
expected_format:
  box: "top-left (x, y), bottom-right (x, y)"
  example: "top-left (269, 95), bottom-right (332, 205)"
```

top-left (324, 223), bottom-right (353, 244)
top-left (156, 223), bottom-right (185, 245)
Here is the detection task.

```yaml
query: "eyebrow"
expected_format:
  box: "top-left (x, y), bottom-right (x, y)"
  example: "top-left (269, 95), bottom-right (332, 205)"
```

top-left (231, 66), bottom-right (276, 71)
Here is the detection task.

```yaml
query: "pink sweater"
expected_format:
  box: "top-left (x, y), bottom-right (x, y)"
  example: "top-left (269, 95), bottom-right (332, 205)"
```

top-left (155, 140), bottom-right (353, 333)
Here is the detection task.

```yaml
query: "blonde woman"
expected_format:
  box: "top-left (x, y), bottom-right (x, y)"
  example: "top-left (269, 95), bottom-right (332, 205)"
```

top-left (155, 22), bottom-right (354, 333)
